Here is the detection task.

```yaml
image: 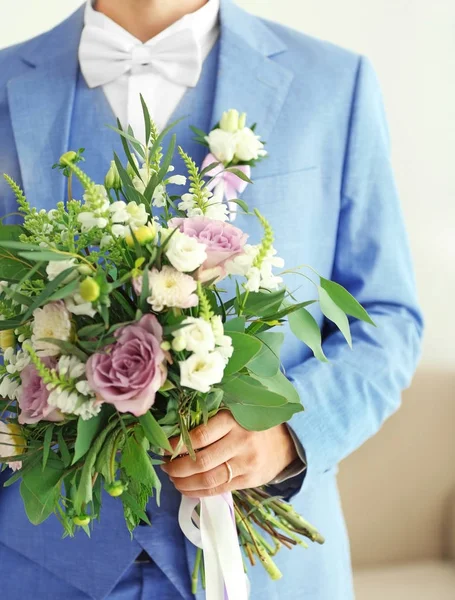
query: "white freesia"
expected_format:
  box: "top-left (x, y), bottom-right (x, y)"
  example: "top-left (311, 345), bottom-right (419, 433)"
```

top-left (4, 346), bottom-right (31, 375)
top-left (46, 259), bottom-right (77, 282)
top-left (112, 224), bottom-right (127, 238)
top-left (109, 201), bottom-right (129, 223)
top-left (152, 184), bottom-right (166, 208)
top-left (226, 245), bottom-right (284, 293)
top-left (146, 266), bottom-right (199, 312)
top-left (205, 129), bottom-right (237, 164)
top-left (126, 201), bottom-right (148, 228)
top-left (173, 317), bottom-right (216, 355)
top-left (210, 315), bottom-right (234, 363)
top-left (167, 174), bottom-right (187, 186)
top-left (31, 302), bottom-right (72, 356)
top-left (132, 165), bottom-right (150, 194)
top-left (65, 293), bottom-right (97, 318)
top-left (234, 128), bottom-right (267, 162)
top-left (179, 351), bottom-right (226, 393)
top-left (57, 355), bottom-right (86, 379)
top-left (78, 212), bottom-right (108, 232)
top-left (0, 375), bottom-right (21, 400)
top-left (165, 230), bottom-right (207, 273)
top-left (47, 383), bottom-right (100, 420)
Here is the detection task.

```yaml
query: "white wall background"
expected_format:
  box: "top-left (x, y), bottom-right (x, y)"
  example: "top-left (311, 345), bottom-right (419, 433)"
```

top-left (0, 0), bottom-right (454, 369)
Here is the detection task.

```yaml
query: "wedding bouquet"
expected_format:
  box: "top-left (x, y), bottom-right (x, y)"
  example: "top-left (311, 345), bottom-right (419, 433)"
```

top-left (0, 102), bottom-right (374, 597)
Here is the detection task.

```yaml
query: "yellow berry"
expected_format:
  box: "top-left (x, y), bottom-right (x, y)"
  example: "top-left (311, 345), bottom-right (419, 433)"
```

top-left (79, 278), bottom-right (100, 303)
top-left (73, 515), bottom-right (91, 527)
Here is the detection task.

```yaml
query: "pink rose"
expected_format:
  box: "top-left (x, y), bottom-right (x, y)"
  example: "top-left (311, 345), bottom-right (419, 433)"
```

top-left (168, 217), bottom-right (248, 282)
top-left (86, 315), bottom-right (167, 417)
top-left (18, 358), bottom-right (65, 425)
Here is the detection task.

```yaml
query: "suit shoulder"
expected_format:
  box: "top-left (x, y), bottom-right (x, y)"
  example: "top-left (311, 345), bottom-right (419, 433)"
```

top-left (262, 18), bottom-right (361, 77)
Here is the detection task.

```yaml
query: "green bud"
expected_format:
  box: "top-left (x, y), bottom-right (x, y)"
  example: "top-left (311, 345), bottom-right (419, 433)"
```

top-left (104, 160), bottom-right (121, 190)
top-left (78, 265), bottom-right (93, 276)
top-left (106, 481), bottom-right (125, 498)
top-left (220, 109), bottom-right (240, 133)
top-left (59, 151), bottom-right (77, 166)
top-left (238, 112), bottom-right (247, 130)
top-left (73, 515), bottom-right (91, 527)
top-left (79, 278), bottom-right (100, 303)
top-left (172, 336), bottom-right (186, 352)
top-left (126, 155), bottom-right (140, 179)
top-left (160, 341), bottom-right (171, 352)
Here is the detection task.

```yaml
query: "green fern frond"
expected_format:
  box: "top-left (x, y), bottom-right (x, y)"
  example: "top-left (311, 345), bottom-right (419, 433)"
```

top-left (3, 175), bottom-right (30, 214)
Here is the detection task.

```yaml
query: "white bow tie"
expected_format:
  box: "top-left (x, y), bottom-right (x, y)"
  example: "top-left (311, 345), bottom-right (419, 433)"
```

top-left (79, 25), bottom-right (203, 89)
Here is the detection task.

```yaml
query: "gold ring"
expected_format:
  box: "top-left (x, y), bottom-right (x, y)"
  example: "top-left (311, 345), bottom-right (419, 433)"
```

top-left (225, 461), bottom-right (233, 484)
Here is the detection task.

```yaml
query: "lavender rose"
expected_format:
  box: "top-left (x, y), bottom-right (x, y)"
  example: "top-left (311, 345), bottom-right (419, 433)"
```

top-left (18, 358), bottom-right (64, 425)
top-left (86, 315), bottom-right (167, 417)
top-left (169, 216), bottom-right (248, 282)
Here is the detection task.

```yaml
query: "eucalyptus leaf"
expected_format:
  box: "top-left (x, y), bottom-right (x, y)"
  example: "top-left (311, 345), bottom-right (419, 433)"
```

top-left (247, 332), bottom-right (284, 377)
top-left (288, 306), bottom-right (328, 362)
top-left (223, 332), bottom-right (262, 376)
top-left (139, 411), bottom-right (172, 453)
top-left (320, 277), bottom-right (376, 326)
top-left (73, 413), bottom-right (103, 465)
top-left (318, 286), bottom-right (352, 347)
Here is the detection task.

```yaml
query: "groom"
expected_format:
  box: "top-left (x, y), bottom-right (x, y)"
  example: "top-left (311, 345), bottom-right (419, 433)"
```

top-left (0, 0), bottom-right (423, 598)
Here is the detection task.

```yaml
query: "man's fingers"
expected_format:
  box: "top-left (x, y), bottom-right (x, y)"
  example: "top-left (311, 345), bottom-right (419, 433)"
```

top-left (162, 433), bottom-right (236, 478)
top-left (170, 458), bottom-right (240, 492)
top-left (167, 411), bottom-right (234, 456)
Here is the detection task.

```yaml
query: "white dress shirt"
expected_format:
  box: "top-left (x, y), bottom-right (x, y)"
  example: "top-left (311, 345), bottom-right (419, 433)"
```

top-left (80, 0), bottom-right (220, 141)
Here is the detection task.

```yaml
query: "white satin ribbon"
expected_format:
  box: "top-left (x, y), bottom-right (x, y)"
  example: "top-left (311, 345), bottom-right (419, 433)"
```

top-left (179, 494), bottom-right (249, 600)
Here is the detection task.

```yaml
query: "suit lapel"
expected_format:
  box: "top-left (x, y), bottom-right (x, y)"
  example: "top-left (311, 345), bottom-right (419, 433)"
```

top-left (6, 7), bottom-right (84, 210)
top-left (211, 0), bottom-right (294, 144)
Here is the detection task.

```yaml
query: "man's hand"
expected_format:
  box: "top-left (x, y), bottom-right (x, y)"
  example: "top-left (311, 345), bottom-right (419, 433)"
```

top-left (161, 411), bottom-right (298, 497)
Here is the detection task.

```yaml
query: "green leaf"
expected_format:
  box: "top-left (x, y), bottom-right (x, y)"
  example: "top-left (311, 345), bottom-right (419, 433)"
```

top-left (139, 412), bottom-right (172, 453)
top-left (42, 425), bottom-right (55, 471)
top-left (247, 332), bottom-right (284, 377)
top-left (236, 289), bottom-right (286, 318)
top-left (116, 118), bottom-right (141, 178)
top-left (37, 338), bottom-right (88, 362)
top-left (140, 94), bottom-right (152, 146)
top-left (121, 434), bottom-right (161, 505)
top-left (250, 370), bottom-right (301, 405)
top-left (78, 323), bottom-right (106, 338)
top-left (46, 278), bottom-right (80, 302)
top-left (320, 277), bottom-right (376, 326)
top-left (318, 286), bottom-right (352, 347)
top-left (57, 428), bottom-right (72, 467)
top-left (223, 332), bottom-right (262, 376)
top-left (288, 306), bottom-right (328, 362)
top-left (113, 152), bottom-right (146, 206)
top-left (221, 376), bottom-right (303, 431)
top-left (18, 250), bottom-right (71, 262)
top-left (200, 161), bottom-right (220, 178)
top-left (73, 413), bottom-right (103, 465)
top-left (20, 459), bottom-right (64, 525)
top-left (226, 168), bottom-right (253, 184)
top-left (122, 491), bottom-right (152, 527)
top-left (0, 225), bottom-right (37, 281)
top-left (223, 316), bottom-right (246, 333)
top-left (228, 198), bottom-right (250, 214)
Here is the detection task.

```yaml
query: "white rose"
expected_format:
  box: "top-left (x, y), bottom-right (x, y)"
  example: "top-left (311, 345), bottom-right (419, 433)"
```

top-left (46, 259), bottom-right (77, 282)
top-left (165, 230), bottom-right (207, 273)
top-left (174, 317), bottom-right (216, 355)
top-left (234, 127), bottom-right (267, 162)
top-left (179, 351), bottom-right (226, 393)
top-left (31, 302), bottom-right (72, 357)
top-left (205, 129), bottom-right (237, 164)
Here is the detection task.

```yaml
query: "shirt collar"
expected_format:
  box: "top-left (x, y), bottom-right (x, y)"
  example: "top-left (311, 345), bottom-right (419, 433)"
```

top-left (84, 0), bottom-right (220, 51)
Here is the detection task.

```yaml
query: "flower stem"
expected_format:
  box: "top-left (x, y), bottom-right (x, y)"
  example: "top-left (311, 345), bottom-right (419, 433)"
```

top-left (192, 548), bottom-right (202, 594)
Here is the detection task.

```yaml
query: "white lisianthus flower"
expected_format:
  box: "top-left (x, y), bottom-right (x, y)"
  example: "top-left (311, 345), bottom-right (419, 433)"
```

top-left (46, 259), bottom-right (77, 282)
top-left (179, 351), bottom-right (226, 393)
top-left (146, 266), bottom-right (199, 312)
top-left (165, 230), bottom-right (207, 273)
top-left (234, 128), bottom-right (267, 162)
top-left (173, 317), bottom-right (216, 355)
top-left (126, 201), bottom-right (148, 228)
top-left (0, 422), bottom-right (25, 471)
top-left (31, 301), bottom-right (72, 357)
top-left (65, 293), bottom-right (97, 319)
top-left (205, 129), bottom-right (237, 164)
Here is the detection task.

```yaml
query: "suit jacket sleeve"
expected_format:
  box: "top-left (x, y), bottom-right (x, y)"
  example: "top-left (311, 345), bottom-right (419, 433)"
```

top-left (282, 56), bottom-right (423, 494)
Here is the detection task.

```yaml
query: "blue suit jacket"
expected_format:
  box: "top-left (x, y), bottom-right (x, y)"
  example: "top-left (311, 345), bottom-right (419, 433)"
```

top-left (0, 1), bottom-right (423, 598)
